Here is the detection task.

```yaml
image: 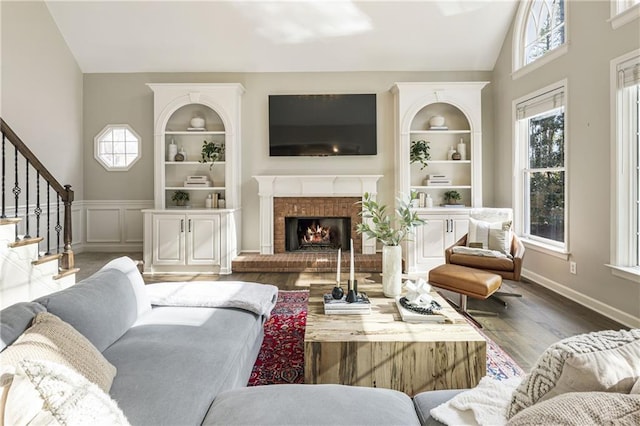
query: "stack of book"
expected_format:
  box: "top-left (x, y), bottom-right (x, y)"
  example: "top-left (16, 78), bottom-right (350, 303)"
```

top-left (323, 293), bottom-right (371, 315)
top-left (425, 174), bottom-right (452, 186)
top-left (184, 175), bottom-right (212, 187)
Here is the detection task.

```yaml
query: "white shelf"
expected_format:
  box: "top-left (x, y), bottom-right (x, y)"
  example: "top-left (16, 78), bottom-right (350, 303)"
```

top-left (411, 185), bottom-right (472, 190)
top-left (410, 130), bottom-right (471, 135)
top-left (425, 160), bottom-right (471, 164)
top-left (165, 131), bottom-right (225, 135)
top-left (164, 161), bottom-right (226, 165)
top-left (166, 186), bottom-right (226, 191)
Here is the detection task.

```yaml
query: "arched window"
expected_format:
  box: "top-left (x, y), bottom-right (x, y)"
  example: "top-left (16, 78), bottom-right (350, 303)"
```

top-left (513, 0), bottom-right (567, 76)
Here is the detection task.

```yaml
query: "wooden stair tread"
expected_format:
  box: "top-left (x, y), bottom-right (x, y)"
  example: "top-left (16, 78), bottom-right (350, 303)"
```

top-left (32, 253), bottom-right (63, 265)
top-left (8, 236), bottom-right (44, 248)
top-left (0, 218), bottom-right (22, 225)
top-left (53, 268), bottom-right (80, 280)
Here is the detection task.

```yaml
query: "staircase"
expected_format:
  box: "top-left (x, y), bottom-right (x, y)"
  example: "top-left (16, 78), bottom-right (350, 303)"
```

top-left (0, 118), bottom-right (77, 309)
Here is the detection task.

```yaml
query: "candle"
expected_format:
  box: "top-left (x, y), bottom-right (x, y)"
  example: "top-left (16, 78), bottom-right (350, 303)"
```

top-left (350, 239), bottom-right (355, 284)
top-left (336, 248), bottom-right (341, 284)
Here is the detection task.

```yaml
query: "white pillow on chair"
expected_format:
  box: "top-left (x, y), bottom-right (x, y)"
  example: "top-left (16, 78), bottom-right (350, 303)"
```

top-left (467, 218), bottom-right (512, 255)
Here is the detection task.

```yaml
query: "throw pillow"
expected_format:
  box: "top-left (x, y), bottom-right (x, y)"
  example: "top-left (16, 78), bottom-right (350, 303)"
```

top-left (4, 359), bottom-right (130, 426)
top-left (507, 328), bottom-right (640, 418)
top-left (467, 218), bottom-right (512, 255)
top-left (507, 392), bottom-right (640, 426)
top-left (0, 312), bottom-right (117, 392)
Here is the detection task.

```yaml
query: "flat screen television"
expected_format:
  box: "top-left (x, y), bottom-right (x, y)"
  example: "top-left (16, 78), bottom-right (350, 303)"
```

top-left (269, 94), bottom-right (377, 156)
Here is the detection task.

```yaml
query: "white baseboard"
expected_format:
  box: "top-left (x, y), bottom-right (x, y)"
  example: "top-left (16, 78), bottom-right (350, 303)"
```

top-left (523, 268), bottom-right (640, 329)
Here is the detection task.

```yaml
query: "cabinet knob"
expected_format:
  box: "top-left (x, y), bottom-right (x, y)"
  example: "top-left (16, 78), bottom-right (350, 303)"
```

top-left (188, 219), bottom-right (192, 232)
top-left (181, 219), bottom-right (184, 233)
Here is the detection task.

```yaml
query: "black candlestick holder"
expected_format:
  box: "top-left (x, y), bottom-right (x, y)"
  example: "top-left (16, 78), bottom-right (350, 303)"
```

top-left (345, 280), bottom-right (358, 302)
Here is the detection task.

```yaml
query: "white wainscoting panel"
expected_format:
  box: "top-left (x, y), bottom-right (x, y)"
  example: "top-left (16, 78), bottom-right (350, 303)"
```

top-left (82, 200), bottom-right (152, 251)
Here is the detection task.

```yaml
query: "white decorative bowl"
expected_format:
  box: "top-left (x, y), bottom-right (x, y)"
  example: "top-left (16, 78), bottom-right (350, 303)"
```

top-left (429, 115), bottom-right (445, 127)
top-left (190, 117), bottom-right (205, 128)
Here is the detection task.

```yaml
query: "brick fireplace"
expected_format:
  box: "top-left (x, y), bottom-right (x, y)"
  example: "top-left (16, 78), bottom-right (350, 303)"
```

top-left (253, 175), bottom-right (382, 255)
top-left (274, 196), bottom-right (361, 254)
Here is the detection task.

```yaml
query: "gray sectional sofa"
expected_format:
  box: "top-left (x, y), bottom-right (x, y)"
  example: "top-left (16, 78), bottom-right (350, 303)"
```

top-left (0, 257), bottom-right (424, 425)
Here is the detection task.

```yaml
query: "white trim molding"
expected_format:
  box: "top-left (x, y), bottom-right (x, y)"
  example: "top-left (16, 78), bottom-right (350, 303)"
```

top-left (80, 200), bottom-right (152, 252)
top-left (523, 268), bottom-right (640, 328)
top-left (610, 0), bottom-right (640, 29)
top-left (253, 175), bottom-right (382, 255)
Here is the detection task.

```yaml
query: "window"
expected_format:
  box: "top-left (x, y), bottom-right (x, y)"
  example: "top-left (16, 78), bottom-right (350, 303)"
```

top-left (610, 50), bottom-right (640, 282)
top-left (512, 0), bottom-right (568, 77)
top-left (514, 82), bottom-right (567, 252)
top-left (610, 0), bottom-right (640, 29)
top-left (94, 124), bottom-right (141, 171)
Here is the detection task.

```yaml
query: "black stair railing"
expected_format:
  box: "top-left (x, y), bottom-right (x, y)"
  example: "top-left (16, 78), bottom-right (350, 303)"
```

top-left (0, 118), bottom-right (74, 270)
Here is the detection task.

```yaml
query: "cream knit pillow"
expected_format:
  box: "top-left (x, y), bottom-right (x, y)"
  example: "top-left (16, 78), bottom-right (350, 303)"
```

top-left (0, 312), bottom-right (117, 392)
top-left (4, 359), bottom-right (129, 426)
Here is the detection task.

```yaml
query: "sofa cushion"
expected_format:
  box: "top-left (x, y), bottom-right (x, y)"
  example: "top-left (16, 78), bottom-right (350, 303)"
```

top-left (203, 384), bottom-right (421, 426)
top-left (4, 359), bottom-right (129, 426)
top-left (104, 306), bottom-right (263, 426)
top-left (36, 268), bottom-right (137, 352)
top-left (0, 312), bottom-right (116, 392)
top-left (0, 302), bottom-right (46, 351)
top-left (100, 256), bottom-right (151, 317)
top-left (506, 392), bottom-right (640, 426)
top-left (508, 328), bottom-right (640, 418)
top-left (413, 389), bottom-right (465, 426)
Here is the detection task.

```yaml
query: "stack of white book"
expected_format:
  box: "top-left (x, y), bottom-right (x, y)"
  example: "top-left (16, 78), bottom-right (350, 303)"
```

top-left (425, 174), bottom-right (452, 186)
top-left (323, 293), bottom-right (371, 315)
top-left (184, 175), bottom-right (212, 187)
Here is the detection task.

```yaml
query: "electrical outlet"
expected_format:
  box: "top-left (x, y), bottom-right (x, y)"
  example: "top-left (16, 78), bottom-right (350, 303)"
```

top-left (569, 261), bottom-right (577, 275)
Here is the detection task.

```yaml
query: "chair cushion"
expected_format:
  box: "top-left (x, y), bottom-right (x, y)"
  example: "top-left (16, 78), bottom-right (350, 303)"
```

top-left (429, 264), bottom-right (502, 299)
top-left (449, 252), bottom-right (515, 272)
top-left (467, 218), bottom-right (512, 255)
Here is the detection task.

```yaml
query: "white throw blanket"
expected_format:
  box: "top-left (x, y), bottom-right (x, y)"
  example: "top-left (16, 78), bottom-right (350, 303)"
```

top-left (145, 281), bottom-right (279, 319)
top-left (430, 376), bottom-right (522, 425)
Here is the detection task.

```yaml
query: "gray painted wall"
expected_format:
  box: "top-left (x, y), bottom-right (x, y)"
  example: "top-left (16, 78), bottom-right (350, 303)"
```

top-left (491, 1), bottom-right (640, 322)
top-left (1, 1), bottom-right (83, 199)
top-left (83, 71), bottom-right (494, 251)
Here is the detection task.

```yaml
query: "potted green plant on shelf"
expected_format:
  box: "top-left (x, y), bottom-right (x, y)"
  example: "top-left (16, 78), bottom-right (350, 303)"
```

top-left (356, 192), bottom-right (426, 298)
top-left (443, 190), bottom-right (461, 205)
top-left (199, 140), bottom-right (225, 170)
top-left (410, 140), bottom-right (431, 170)
top-left (172, 190), bottom-right (189, 207)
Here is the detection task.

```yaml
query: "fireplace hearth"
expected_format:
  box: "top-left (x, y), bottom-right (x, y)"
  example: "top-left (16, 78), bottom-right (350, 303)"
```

top-left (285, 217), bottom-right (351, 252)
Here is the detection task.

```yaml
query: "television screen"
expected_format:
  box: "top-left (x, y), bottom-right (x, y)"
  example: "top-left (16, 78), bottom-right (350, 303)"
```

top-left (269, 94), bottom-right (377, 156)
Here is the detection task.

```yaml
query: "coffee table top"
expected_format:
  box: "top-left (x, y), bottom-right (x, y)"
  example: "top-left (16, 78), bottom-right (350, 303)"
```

top-left (305, 283), bottom-right (486, 343)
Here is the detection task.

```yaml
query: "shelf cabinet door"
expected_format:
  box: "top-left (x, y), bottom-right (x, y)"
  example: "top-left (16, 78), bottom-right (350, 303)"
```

top-left (186, 214), bottom-right (221, 266)
top-left (411, 212), bottom-right (470, 272)
top-left (152, 214), bottom-right (186, 266)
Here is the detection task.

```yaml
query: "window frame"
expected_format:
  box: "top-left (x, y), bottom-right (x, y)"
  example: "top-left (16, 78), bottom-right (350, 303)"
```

top-left (608, 49), bottom-right (640, 284)
top-left (512, 0), bottom-right (569, 80)
top-left (93, 124), bottom-right (142, 172)
top-left (610, 0), bottom-right (640, 29)
top-left (513, 79), bottom-right (570, 257)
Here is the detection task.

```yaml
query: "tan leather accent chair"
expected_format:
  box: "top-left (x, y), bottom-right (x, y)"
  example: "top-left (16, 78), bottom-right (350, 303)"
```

top-left (445, 233), bottom-right (525, 282)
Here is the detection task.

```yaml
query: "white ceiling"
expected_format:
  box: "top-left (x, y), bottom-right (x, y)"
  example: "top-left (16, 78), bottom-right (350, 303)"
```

top-left (45, 0), bottom-right (519, 74)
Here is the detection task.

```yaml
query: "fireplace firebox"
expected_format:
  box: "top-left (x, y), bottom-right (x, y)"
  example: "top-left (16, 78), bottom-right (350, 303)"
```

top-left (285, 217), bottom-right (351, 252)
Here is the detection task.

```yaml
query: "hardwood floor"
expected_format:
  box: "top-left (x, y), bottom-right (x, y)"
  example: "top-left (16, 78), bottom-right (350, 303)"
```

top-left (74, 252), bottom-right (626, 372)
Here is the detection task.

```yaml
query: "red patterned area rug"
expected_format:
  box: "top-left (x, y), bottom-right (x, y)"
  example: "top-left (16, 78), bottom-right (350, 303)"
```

top-left (247, 290), bottom-right (525, 386)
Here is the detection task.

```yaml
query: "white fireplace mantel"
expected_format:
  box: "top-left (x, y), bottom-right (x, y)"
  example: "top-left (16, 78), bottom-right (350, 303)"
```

top-left (253, 175), bottom-right (382, 255)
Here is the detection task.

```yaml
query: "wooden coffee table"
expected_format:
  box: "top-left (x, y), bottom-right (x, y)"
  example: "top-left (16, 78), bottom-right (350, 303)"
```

top-left (304, 282), bottom-right (486, 396)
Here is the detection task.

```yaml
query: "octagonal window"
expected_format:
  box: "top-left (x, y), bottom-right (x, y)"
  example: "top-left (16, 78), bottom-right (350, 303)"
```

top-left (94, 124), bottom-right (141, 171)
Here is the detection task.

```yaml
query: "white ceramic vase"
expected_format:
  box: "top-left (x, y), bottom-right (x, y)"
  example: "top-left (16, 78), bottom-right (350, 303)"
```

top-left (382, 245), bottom-right (402, 298)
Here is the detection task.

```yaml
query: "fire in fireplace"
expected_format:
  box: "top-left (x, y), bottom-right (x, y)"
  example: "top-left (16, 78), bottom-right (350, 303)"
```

top-left (285, 217), bottom-right (351, 252)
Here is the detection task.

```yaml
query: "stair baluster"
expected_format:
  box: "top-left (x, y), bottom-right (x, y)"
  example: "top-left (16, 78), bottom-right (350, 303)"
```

top-left (12, 146), bottom-right (20, 241)
top-left (1, 134), bottom-right (5, 219)
top-left (35, 171), bottom-right (42, 243)
top-left (24, 158), bottom-right (30, 239)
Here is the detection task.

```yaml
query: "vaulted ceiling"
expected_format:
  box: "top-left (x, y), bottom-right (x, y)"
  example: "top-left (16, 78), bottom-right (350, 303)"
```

top-left (45, 0), bottom-right (519, 74)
